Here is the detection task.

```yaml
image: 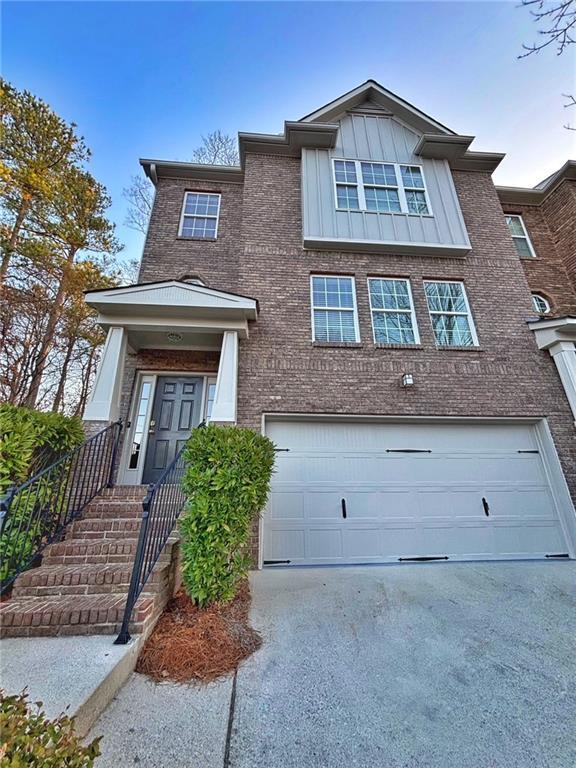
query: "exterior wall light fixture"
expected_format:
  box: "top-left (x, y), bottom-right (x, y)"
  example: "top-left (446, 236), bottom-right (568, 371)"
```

top-left (402, 373), bottom-right (414, 387)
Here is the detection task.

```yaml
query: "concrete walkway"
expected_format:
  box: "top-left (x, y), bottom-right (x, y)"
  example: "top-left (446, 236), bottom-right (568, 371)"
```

top-left (90, 561), bottom-right (576, 767)
top-left (0, 635), bottom-right (140, 737)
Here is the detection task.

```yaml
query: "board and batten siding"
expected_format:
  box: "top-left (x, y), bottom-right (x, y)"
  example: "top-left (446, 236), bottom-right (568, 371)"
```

top-left (302, 113), bottom-right (471, 255)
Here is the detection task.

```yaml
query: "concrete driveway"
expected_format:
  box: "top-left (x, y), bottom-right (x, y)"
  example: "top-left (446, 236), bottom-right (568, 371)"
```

top-left (91, 562), bottom-right (576, 767)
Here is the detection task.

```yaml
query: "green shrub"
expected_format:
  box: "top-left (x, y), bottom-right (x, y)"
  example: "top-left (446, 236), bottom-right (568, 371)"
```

top-left (0, 690), bottom-right (100, 766)
top-left (179, 425), bottom-right (276, 607)
top-left (0, 404), bottom-right (84, 493)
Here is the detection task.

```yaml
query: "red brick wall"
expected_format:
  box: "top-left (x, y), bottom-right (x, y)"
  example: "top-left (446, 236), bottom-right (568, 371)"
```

top-left (541, 179), bottom-right (576, 291)
top-left (501, 186), bottom-right (576, 317)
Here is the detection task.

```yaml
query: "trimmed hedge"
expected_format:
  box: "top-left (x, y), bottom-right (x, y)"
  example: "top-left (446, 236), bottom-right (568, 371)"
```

top-left (0, 404), bottom-right (84, 493)
top-left (180, 425), bottom-right (276, 607)
top-left (0, 690), bottom-right (101, 766)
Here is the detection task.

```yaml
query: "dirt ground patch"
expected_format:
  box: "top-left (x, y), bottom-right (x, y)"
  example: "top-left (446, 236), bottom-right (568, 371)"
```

top-left (136, 580), bottom-right (261, 683)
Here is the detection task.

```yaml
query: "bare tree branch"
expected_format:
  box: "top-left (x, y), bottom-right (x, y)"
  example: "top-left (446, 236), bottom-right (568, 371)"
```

top-left (122, 174), bottom-right (153, 235)
top-left (123, 130), bottom-right (239, 238)
top-left (191, 130), bottom-right (239, 166)
top-left (519, 0), bottom-right (576, 56)
top-left (563, 92), bottom-right (576, 129)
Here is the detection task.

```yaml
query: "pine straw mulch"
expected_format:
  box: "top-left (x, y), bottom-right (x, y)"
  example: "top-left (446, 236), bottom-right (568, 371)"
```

top-left (136, 580), bottom-right (262, 683)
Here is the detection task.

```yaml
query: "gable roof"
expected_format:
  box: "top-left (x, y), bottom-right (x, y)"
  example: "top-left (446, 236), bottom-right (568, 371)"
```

top-left (141, 79), bottom-right (508, 183)
top-left (300, 79), bottom-right (457, 136)
top-left (85, 280), bottom-right (259, 320)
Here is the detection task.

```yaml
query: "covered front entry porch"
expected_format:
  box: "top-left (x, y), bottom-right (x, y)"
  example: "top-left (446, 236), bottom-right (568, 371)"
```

top-left (82, 280), bottom-right (258, 485)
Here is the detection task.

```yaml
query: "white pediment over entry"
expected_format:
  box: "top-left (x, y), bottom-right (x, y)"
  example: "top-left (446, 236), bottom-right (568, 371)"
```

top-left (85, 280), bottom-right (258, 320)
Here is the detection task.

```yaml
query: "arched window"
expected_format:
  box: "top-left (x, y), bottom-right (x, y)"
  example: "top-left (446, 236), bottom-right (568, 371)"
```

top-left (532, 293), bottom-right (551, 315)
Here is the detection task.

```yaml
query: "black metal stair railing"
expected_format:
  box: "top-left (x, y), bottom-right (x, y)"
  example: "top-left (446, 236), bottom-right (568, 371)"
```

top-left (0, 420), bottom-right (123, 594)
top-left (114, 446), bottom-right (188, 645)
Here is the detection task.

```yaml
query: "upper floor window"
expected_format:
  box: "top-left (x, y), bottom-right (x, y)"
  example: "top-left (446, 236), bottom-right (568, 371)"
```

top-left (424, 281), bottom-right (478, 347)
top-left (505, 215), bottom-right (535, 258)
top-left (368, 278), bottom-right (419, 345)
top-left (179, 192), bottom-right (221, 239)
top-left (311, 275), bottom-right (360, 343)
top-left (532, 293), bottom-right (551, 315)
top-left (332, 159), bottom-right (431, 216)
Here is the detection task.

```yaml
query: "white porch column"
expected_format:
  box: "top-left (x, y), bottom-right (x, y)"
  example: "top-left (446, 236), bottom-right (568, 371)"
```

top-left (83, 326), bottom-right (127, 422)
top-left (209, 330), bottom-right (239, 425)
top-left (549, 341), bottom-right (576, 420)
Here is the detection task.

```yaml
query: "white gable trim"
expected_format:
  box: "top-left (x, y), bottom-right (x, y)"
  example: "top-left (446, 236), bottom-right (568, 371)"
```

top-left (85, 281), bottom-right (258, 319)
top-left (300, 80), bottom-right (456, 136)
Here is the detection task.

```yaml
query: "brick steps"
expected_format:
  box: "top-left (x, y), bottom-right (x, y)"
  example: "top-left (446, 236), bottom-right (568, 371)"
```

top-left (68, 518), bottom-right (143, 539)
top-left (0, 593), bottom-right (155, 638)
top-left (11, 561), bottom-right (170, 598)
top-left (0, 485), bottom-right (180, 639)
top-left (41, 538), bottom-right (176, 566)
top-left (82, 501), bottom-right (145, 520)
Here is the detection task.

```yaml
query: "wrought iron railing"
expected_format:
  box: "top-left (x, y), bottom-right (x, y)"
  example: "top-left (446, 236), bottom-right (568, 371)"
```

top-left (0, 420), bottom-right (123, 593)
top-left (115, 446), bottom-right (188, 644)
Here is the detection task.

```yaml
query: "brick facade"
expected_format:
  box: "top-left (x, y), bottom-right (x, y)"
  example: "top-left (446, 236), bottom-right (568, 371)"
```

top-left (500, 179), bottom-right (576, 317)
top-left (118, 151), bottom-right (576, 561)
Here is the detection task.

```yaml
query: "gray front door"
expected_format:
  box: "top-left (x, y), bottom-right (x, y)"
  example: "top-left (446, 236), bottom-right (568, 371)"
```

top-left (142, 376), bottom-right (204, 484)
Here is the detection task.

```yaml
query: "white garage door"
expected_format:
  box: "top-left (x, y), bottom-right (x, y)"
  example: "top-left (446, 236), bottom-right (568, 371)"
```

top-left (264, 420), bottom-right (570, 565)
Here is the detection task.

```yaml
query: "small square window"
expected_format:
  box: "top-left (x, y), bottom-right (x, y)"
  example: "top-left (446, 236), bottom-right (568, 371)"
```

top-left (179, 192), bottom-right (221, 239)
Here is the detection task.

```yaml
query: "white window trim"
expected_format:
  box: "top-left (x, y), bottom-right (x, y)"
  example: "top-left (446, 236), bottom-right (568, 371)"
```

top-left (178, 191), bottom-right (221, 239)
top-left (310, 274), bottom-right (361, 343)
top-left (332, 158), bottom-right (433, 217)
top-left (423, 279), bottom-right (479, 347)
top-left (505, 214), bottom-right (536, 258)
top-left (367, 277), bottom-right (420, 345)
top-left (532, 293), bottom-right (551, 315)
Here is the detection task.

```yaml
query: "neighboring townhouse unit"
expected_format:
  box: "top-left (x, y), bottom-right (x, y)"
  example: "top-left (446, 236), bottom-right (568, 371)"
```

top-left (83, 80), bottom-right (576, 568)
top-left (496, 162), bottom-right (576, 419)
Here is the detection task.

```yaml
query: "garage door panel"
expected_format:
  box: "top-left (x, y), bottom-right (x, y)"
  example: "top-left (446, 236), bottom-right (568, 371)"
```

top-left (491, 522), bottom-right (564, 556)
top-left (264, 420), bottom-right (569, 565)
top-left (269, 491), bottom-right (304, 520)
top-left (342, 529), bottom-right (383, 559)
top-left (483, 488), bottom-right (557, 520)
top-left (308, 528), bottom-right (342, 560)
top-left (266, 528), bottom-right (305, 560)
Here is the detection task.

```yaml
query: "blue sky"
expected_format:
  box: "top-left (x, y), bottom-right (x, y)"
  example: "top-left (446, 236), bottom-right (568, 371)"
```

top-left (3, 1), bottom-right (575, 266)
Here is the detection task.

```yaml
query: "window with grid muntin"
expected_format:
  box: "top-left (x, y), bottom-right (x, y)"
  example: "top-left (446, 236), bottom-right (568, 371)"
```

top-left (505, 215), bottom-right (535, 258)
top-left (179, 192), bottom-right (221, 238)
top-left (311, 275), bottom-right (359, 343)
top-left (424, 281), bottom-right (477, 347)
top-left (333, 159), bottom-right (431, 215)
top-left (368, 278), bottom-right (419, 344)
